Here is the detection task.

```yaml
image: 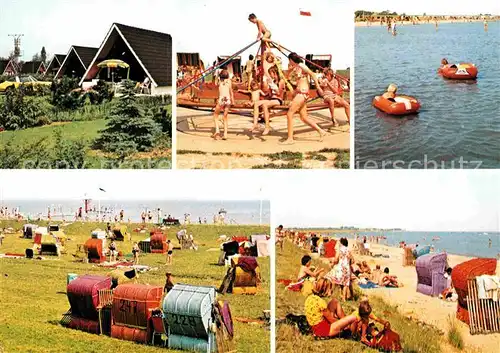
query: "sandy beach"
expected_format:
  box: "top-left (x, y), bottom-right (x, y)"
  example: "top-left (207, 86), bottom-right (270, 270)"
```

top-left (355, 19), bottom-right (496, 27)
top-left (334, 242), bottom-right (500, 352)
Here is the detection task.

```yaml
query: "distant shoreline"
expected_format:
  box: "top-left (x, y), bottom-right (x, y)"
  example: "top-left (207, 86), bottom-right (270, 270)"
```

top-left (356, 18), bottom-right (497, 27)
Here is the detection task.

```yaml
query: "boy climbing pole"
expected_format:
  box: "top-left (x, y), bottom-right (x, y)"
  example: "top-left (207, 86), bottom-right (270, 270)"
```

top-left (248, 13), bottom-right (271, 43)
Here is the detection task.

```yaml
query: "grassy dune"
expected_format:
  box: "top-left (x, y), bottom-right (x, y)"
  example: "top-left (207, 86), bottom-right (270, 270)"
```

top-left (276, 241), bottom-right (445, 353)
top-left (0, 220), bottom-right (270, 353)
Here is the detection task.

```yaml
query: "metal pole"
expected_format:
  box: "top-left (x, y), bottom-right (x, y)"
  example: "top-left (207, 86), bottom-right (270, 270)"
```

top-left (177, 39), bottom-right (260, 93)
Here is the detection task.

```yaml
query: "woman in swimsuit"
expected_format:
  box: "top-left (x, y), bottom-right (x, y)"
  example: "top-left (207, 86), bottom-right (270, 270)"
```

top-left (258, 66), bottom-right (285, 135)
top-left (283, 52), bottom-right (327, 144)
top-left (212, 70), bottom-right (234, 140)
top-left (320, 69), bottom-right (350, 127)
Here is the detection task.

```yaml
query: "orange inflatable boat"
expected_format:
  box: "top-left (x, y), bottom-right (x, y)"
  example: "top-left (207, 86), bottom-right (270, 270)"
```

top-left (438, 63), bottom-right (478, 80)
top-left (372, 95), bottom-right (421, 116)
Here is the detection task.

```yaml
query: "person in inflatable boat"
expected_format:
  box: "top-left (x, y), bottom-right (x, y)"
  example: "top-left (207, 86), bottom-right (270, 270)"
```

top-left (440, 58), bottom-right (457, 69)
top-left (382, 84), bottom-right (397, 102)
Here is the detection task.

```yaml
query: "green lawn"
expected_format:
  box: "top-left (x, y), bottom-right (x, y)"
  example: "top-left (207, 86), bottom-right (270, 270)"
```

top-left (1, 120), bottom-right (107, 148)
top-left (0, 220), bottom-right (270, 353)
top-left (276, 241), bottom-right (445, 353)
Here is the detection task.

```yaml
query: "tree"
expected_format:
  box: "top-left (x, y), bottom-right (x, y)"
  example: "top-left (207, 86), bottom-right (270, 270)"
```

top-left (32, 53), bottom-right (41, 62)
top-left (41, 47), bottom-right (47, 64)
top-left (94, 80), bottom-right (161, 158)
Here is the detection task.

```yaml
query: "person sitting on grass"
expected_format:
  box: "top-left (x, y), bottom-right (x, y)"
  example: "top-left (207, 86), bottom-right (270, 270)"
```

top-left (304, 279), bottom-right (357, 338)
top-left (379, 267), bottom-right (401, 287)
top-left (351, 298), bottom-right (391, 346)
top-left (298, 255), bottom-right (325, 281)
top-left (382, 84), bottom-right (397, 102)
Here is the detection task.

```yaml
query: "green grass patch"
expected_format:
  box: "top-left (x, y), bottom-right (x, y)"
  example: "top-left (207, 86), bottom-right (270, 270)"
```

top-left (0, 220), bottom-right (270, 353)
top-left (305, 153), bottom-right (328, 161)
top-left (264, 151), bottom-right (303, 161)
top-left (447, 316), bottom-right (464, 350)
top-left (252, 161), bottom-right (303, 169)
top-left (276, 241), bottom-right (443, 353)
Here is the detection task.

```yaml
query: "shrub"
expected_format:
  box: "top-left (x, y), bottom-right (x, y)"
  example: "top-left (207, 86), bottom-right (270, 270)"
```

top-left (52, 129), bottom-right (88, 169)
top-left (51, 76), bottom-right (85, 110)
top-left (87, 80), bottom-right (114, 105)
top-left (0, 86), bottom-right (51, 130)
top-left (0, 136), bottom-right (50, 168)
top-left (94, 80), bottom-right (161, 157)
top-left (447, 315), bottom-right (464, 350)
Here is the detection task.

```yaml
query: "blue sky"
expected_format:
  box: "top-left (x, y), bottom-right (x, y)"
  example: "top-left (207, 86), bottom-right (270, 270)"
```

top-left (0, 0), bottom-right (353, 69)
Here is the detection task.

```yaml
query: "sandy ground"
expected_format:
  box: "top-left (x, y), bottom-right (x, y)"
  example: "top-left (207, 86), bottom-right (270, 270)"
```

top-left (355, 19), bottom-right (493, 27)
top-left (176, 106), bottom-right (350, 168)
top-left (348, 243), bottom-right (500, 352)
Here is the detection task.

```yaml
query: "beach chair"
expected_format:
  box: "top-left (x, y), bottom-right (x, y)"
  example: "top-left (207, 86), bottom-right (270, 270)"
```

top-left (151, 309), bottom-right (167, 346)
top-left (403, 247), bottom-right (416, 266)
top-left (466, 278), bottom-right (500, 335)
top-left (451, 258), bottom-right (497, 324)
top-left (97, 289), bottom-right (113, 336)
top-left (416, 253), bottom-right (447, 296)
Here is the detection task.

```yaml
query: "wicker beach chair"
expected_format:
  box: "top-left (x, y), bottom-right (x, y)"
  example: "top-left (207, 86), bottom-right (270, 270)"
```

top-left (451, 258), bottom-right (497, 324)
top-left (416, 253), bottom-right (448, 296)
top-left (466, 278), bottom-right (500, 335)
top-left (403, 247), bottom-right (416, 266)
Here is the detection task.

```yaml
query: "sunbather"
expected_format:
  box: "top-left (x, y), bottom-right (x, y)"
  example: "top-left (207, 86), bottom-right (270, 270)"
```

top-left (379, 267), bottom-right (401, 287)
top-left (350, 298), bottom-right (391, 346)
top-left (298, 255), bottom-right (325, 281)
top-left (304, 279), bottom-right (356, 338)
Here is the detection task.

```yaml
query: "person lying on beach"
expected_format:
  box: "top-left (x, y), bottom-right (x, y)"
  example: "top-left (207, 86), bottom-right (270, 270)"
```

top-left (379, 267), bottom-right (401, 287)
top-left (382, 84), bottom-right (397, 102)
top-left (304, 279), bottom-right (357, 338)
top-left (248, 13), bottom-right (271, 42)
top-left (298, 255), bottom-right (325, 281)
top-left (351, 298), bottom-right (390, 346)
top-left (212, 70), bottom-right (234, 140)
top-left (320, 68), bottom-right (350, 127)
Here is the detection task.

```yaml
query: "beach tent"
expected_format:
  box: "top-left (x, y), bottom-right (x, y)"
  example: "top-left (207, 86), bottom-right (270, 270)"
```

top-left (23, 224), bottom-right (38, 239)
top-left (112, 225), bottom-right (128, 241)
top-left (40, 234), bottom-right (60, 256)
top-left (416, 253), bottom-right (448, 297)
top-left (85, 238), bottom-right (107, 263)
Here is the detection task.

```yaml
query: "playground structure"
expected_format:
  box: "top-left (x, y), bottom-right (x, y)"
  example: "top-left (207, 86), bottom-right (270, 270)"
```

top-left (177, 38), bottom-right (350, 122)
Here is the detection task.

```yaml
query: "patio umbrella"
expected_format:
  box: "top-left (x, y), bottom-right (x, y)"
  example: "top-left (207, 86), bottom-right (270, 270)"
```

top-left (97, 59), bottom-right (130, 81)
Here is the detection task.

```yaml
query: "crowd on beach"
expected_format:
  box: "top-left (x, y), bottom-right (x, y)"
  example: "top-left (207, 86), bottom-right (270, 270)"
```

top-left (276, 226), bottom-right (466, 349)
top-left (178, 13), bottom-right (350, 144)
top-left (355, 14), bottom-right (498, 26)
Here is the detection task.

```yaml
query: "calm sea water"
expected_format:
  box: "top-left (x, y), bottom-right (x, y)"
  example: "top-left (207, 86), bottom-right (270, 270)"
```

top-left (0, 200), bottom-right (270, 225)
top-left (355, 22), bottom-right (500, 169)
top-left (340, 231), bottom-right (499, 258)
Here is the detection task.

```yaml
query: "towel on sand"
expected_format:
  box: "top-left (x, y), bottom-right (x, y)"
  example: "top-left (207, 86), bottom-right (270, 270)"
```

top-left (358, 281), bottom-right (379, 289)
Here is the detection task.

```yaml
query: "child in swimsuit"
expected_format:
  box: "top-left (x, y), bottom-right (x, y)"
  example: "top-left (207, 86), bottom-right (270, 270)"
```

top-left (320, 69), bottom-right (350, 126)
top-left (248, 13), bottom-right (271, 42)
top-left (382, 84), bottom-right (397, 101)
top-left (238, 81), bottom-right (266, 131)
top-left (213, 70), bottom-right (234, 140)
top-left (351, 299), bottom-right (390, 346)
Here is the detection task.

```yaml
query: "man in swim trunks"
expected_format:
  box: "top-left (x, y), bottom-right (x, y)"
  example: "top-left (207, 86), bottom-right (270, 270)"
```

top-left (248, 13), bottom-right (271, 42)
top-left (320, 68), bottom-right (350, 127)
top-left (166, 240), bottom-right (174, 265)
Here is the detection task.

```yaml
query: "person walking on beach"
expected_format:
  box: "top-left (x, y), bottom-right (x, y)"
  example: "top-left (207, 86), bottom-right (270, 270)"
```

top-left (132, 242), bottom-right (140, 265)
top-left (166, 240), bottom-right (174, 265)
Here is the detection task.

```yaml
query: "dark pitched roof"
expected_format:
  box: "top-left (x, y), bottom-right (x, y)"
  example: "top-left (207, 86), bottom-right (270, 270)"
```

top-left (54, 54), bottom-right (66, 65)
top-left (114, 23), bottom-right (172, 86)
top-left (73, 46), bottom-right (98, 68)
top-left (21, 61), bottom-right (44, 74)
top-left (0, 59), bottom-right (8, 73)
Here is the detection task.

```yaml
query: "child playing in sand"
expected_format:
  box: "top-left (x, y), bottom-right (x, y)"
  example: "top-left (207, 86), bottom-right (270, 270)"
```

top-left (382, 84), bottom-right (397, 101)
top-left (212, 70), bottom-right (234, 140)
top-left (298, 255), bottom-right (325, 281)
top-left (248, 13), bottom-right (271, 42)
